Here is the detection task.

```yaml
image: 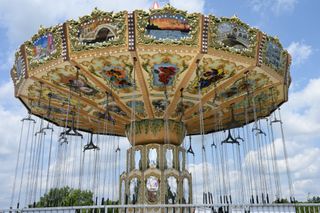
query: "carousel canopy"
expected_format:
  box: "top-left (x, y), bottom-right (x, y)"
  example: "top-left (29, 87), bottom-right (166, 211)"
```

top-left (10, 5), bottom-right (291, 136)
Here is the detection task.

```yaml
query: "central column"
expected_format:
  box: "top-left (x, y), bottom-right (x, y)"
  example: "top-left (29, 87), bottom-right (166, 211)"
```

top-left (120, 119), bottom-right (192, 206)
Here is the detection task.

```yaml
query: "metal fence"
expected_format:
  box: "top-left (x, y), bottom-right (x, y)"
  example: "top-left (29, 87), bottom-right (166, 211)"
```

top-left (1, 204), bottom-right (319, 213)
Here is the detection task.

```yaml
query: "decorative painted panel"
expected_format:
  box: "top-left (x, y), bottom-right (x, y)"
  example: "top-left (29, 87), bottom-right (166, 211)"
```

top-left (41, 65), bottom-right (103, 100)
top-left (11, 51), bottom-right (26, 87)
top-left (209, 16), bottom-right (257, 57)
top-left (81, 55), bottom-right (134, 93)
top-left (146, 13), bottom-right (191, 40)
top-left (136, 5), bottom-right (200, 46)
top-left (129, 177), bottom-right (140, 204)
top-left (172, 100), bottom-right (195, 118)
top-left (25, 25), bottom-right (63, 69)
top-left (140, 53), bottom-right (192, 91)
top-left (69, 9), bottom-right (126, 51)
top-left (166, 176), bottom-right (178, 204)
top-left (146, 176), bottom-right (160, 202)
top-left (126, 100), bottom-right (147, 117)
top-left (217, 71), bottom-right (272, 101)
top-left (152, 99), bottom-right (169, 117)
top-left (262, 36), bottom-right (288, 75)
top-left (187, 58), bottom-right (241, 94)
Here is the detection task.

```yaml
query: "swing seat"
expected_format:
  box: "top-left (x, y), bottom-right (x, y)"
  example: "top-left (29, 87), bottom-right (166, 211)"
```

top-left (83, 142), bottom-right (100, 151)
top-left (221, 129), bottom-right (240, 145)
top-left (59, 136), bottom-right (68, 145)
top-left (60, 128), bottom-right (83, 138)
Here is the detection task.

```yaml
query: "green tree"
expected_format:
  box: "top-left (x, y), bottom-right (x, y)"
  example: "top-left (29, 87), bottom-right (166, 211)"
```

top-left (308, 196), bottom-right (320, 203)
top-left (35, 187), bottom-right (94, 207)
top-left (273, 198), bottom-right (289, 203)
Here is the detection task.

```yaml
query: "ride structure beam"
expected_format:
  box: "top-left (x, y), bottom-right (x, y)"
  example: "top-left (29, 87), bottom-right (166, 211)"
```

top-left (19, 94), bottom-right (125, 130)
top-left (28, 76), bottom-right (130, 131)
top-left (163, 53), bottom-right (204, 119)
top-left (130, 52), bottom-right (154, 119)
top-left (69, 59), bottom-right (141, 121)
top-left (183, 65), bottom-right (256, 118)
top-left (185, 82), bottom-right (282, 133)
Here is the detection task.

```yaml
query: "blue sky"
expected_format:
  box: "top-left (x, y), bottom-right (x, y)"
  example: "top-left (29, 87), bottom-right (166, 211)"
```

top-left (0, 0), bottom-right (320, 208)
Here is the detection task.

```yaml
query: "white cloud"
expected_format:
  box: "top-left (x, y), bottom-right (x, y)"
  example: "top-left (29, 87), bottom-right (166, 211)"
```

top-left (0, 0), bottom-right (204, 46)
top-left (281, 78), bottom-right (320, 138)
top-left (248, 0), bottom-right (297, 15)
top-left (1, 0), bottom-right (320, 208)
top-left (287, 42), bottom-right (313, 66)
top-left (0, 0), bottom-right (154, 45)
top-left (272, 0), bottom-right (297, 14)
top-left (169, 0), bottom-right (205, 13)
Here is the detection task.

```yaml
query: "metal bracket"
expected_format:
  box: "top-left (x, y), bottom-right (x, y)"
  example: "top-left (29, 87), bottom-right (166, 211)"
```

top-left (221, 129), bottom-right (240, 145)
top-left (83, 133), bottom-right (100, 152)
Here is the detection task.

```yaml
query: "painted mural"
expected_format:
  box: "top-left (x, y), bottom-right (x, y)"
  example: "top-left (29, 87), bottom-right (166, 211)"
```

top-left (67, 78), bottom-right (98, 96)
top-left (93, 111), bottom-right (115, 123)
top-left (11, 52), bottom-right (25, 86)
top-left (126, 100), bottom-right (146, 117)
top-left (216, 22), bottom-right (250, 50)
top-left (136, 6), bottom-right (200, 46)
top-left (33, 33), bottom-right (56, 60)
top-left (146, 176), bottom-right (159, 202)
top-left (187, 58), bottom-right (239, 94)
top-left (140, 53), bottom-right (192, 91)
top-left (41, 65), bottom-right (103, 99)
top-left (102, 66), bottom-right (133, 89)
top-left (152, 99), bottom-right (170, 117)
top-left (172, 101), bottom-right (195, 118)
top-left (25, 26), bottom-right (62, 69)
top-left (263, 39), bottom-right (287, 74)
top-left (109, 104), bottom-right (127, 117)
top-left (15, 55), bottom-right (24, 79)
top-left (24, 81), bottom-right (112, 132)
top-left (230, 87), bottom-right (281, 122)
top-left (153, 63), bottom-right (179, 86)
top-left (81, 55), bottom-right (134, 92)
top-left (79, 19), bottom-right (116, 44)
top-left (146, 13), bottom-right (191, 40)
top-left (27, 82), bottom-right (84, 110)
top-left (191, 105), bottom-right (212, 117)
top-left (265, 41), bottom-right (282, 69)
top-left (209, 16), bottom-right (257, 57)
top-left (198, 66), bottom-right (225, 89)
top-left (218, 72), bottom-right (272, 101)
top-left (30, 101), bottom-right (67, 115)
top-left (69, 10), bottom-right (126, 51)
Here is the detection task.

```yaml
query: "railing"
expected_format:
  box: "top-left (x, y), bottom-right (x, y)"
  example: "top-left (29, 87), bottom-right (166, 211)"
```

top-left (1, 203), bottom-right (320, 213)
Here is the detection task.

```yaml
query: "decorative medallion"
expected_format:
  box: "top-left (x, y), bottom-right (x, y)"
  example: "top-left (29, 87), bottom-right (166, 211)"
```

top-left (153, 63), bottom-right (178, 86)
top-left (140, 53), bottom-right (192, 91)
top-left (146, 176), bottom-right (159, 202)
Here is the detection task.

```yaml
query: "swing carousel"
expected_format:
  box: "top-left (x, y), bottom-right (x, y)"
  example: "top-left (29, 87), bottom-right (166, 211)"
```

top-left (10, 3), bottom-right (294, 210)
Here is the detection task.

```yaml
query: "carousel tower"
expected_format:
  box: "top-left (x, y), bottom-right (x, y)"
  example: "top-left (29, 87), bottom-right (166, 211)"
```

top-left (121, 119), bottom-right (191, 205)
top-left (10, 2), bottom-right (293, 209)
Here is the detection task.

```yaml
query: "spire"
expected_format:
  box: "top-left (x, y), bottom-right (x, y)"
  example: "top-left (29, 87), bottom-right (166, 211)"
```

top-left (152, 1), bottom-right (160, 9)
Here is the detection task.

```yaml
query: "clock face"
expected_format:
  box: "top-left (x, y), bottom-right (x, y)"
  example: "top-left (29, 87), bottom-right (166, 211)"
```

top-left (146, 176), bottom-right (159, 192)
